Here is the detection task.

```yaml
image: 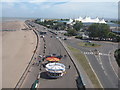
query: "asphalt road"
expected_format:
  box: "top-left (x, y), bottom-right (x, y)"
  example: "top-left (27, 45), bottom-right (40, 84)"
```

top-left (64, 38), bottom-right (119, 88)
top-left (22, 21), bottom-right (119, 88)
top-left (20, 21), bottom-right (79, 88)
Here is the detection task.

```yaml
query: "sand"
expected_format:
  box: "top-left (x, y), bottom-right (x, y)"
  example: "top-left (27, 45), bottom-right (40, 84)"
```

top-left (2, 21), bottom-right (27, 30)
top-left (1, 21), bottom-right (37, 88)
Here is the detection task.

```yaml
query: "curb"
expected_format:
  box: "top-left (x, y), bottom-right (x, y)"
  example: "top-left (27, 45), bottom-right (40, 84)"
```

top-left (58, 38), bottom-right (85, 89)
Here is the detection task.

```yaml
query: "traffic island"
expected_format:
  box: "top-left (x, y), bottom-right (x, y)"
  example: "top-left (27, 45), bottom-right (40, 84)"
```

top-left (78, 42), bottom-right (101, 47)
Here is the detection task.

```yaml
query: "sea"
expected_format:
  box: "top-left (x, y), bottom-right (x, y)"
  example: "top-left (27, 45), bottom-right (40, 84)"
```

top-left (0, 17), bottom-right (35, 22)
top-left (0, 17), bottom-right (37, 31)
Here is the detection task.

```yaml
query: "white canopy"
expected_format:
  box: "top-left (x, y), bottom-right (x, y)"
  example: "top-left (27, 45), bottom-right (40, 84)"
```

top-left (99, 19), bottom-right (106, 24)
top-left (74, 16), bottom-right (106, 23)
top-left (45, 63), bottom-right (65, 73)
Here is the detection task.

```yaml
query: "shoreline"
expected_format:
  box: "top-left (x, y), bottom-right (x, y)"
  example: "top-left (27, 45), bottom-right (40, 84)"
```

top-left (2, 20), bottom-right (37, 88)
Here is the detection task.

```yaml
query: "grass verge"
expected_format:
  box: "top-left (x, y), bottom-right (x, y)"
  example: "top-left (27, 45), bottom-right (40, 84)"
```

top-left (78, 42), bottom-right (101, 47)
top-left (67, 45), bottom-right (102, 88)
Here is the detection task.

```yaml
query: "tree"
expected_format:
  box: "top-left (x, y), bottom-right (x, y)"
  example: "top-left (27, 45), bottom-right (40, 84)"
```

top-left (107, 32), bottom-right (116, 38)
top-left (52, 22), bottom-right (66, 30)
top-left (88, 23), bottom-right (99, 38)
top-left (115, 36), bottom-right (120, 42)
top-left (73, 21), bottom-right (83, 31)
top-left (67, 29), bottom-right (77, 36)
top-left (88, 23), bottom-right (110, 39)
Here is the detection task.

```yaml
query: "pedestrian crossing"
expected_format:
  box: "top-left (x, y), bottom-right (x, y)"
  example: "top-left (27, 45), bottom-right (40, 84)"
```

top-left (83, 52), bottom-right (109, 56)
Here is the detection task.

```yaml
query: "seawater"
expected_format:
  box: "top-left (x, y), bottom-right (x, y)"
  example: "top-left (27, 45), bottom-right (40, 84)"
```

top-left (0, 17), bottom-right (31, 22)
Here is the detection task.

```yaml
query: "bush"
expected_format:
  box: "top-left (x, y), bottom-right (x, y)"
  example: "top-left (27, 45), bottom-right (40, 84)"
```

top-left (92, 43), bottom-right (95, 46)
top-left (67, 29), bottom-right (77, 36)
top-left (114, 49), bottom-right (120, 67)
top-left (85, 43), bottom-right (87, 46)
top-left (64, 33), bottom-right (69, 36)
top-left (75, 36), bottom-right (82, 39)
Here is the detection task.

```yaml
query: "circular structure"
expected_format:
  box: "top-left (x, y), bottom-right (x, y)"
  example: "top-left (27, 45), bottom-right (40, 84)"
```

top-left (45, 63), bottom-right (66, 78)
top-left (46, 56), bottom-right (60, 62)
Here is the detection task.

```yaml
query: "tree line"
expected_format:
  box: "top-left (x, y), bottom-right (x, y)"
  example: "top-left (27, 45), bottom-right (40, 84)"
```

top-left (35, 19), bottom-right (120, 42)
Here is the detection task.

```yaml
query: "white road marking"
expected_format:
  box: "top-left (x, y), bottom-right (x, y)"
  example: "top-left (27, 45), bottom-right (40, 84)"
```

top-left (83, 52), bottom-right (109, 56)
top-left (84, 51), bottom-right (118, 80)
top-left (94, 53), bottom-right (109, 77)
top-left (84, 55), bottom-right (103, 88)
top-left (101, 65), bottom-right (104, 70)
top-left (90, 52), bottom-right (94, 54)
top-left (108, 50), bottom-right (120, 80)
top-left (104, 71), bottom-right (108, 76)
top-left (99, 53), bottom-right (102, 55)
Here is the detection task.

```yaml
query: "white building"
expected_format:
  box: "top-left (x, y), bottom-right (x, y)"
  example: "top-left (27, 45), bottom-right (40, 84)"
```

top-left (99, 19), bottom-right (106, 23)
top-left (37, 18), bottom-right (45, 22)
top-left (75, 16), bottom-right (106, 24)
top-left (78, 32), bottom-right (89, 39)
top-left (66, 18), bottom-right (74, 24)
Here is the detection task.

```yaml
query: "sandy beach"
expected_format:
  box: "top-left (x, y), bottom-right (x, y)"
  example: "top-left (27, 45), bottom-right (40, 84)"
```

top-left (1, 20), bottom-right (37, 88)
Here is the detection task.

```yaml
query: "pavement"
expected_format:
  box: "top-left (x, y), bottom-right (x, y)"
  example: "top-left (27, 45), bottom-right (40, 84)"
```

top-left (20, 21), bottom-right (79, 88)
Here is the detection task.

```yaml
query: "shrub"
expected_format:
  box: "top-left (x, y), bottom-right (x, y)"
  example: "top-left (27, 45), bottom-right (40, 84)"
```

top-left (75, 36), bottom-right (82, 39)
top-left (114, 49), bottom-right (120, 67)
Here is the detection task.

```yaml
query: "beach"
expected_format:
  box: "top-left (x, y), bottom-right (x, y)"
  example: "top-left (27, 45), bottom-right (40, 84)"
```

top-left (1, 20), bottom-right (37, 88)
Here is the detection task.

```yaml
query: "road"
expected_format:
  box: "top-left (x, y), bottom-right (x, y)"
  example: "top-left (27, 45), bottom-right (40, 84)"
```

top-left (20, 21), bottom-right (80, 88)
top-left (20, 20), bottom-right (120, 88)
top-left (64, 38), bottom-right (119, 88)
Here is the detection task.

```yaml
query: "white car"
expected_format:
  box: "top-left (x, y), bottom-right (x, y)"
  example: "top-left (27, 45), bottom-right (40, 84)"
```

top-left (41, 35), bottom-right (45, 38)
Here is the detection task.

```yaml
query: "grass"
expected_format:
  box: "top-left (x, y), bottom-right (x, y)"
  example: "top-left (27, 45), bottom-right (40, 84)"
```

top-left (67, 45), bottom-right (102, 88)
top-left (78, 42), bottom-right (101, 47)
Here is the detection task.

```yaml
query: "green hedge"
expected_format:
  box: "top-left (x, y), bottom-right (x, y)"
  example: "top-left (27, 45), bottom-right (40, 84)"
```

top-left (114, 49), bottom-right (120, 67)
top-left (75, 36), bottom-right (82, 39)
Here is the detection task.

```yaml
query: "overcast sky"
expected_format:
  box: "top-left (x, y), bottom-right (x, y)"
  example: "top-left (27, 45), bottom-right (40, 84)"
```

top-left (1, 0), bottom-right (119, 19)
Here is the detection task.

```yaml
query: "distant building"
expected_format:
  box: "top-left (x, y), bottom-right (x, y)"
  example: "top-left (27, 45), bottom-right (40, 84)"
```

top-left (66, 18), bottom-right (73, 24)
top-left (57, 18), bottom-right (75, 25)
top-left (36, 18), bottom-right (45, 22)
top-left (78, 32), bottom-right (89, 39)
top-left (75, 16), bottom-right (106, 24)
top-left (56, 17), bottom-right (106, 25)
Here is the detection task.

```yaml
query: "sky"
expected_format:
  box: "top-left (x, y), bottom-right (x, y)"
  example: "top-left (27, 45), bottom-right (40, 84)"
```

top-left (1, 0), bottom-right (119, 19)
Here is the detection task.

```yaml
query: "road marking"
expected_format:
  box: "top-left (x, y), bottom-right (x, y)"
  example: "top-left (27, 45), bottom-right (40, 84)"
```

top-left (97, 54), bottom-right (105, 72)
top-left (90, 52), bottom-right (94, 54)
top-left (83, 52), bottom-right (109, 56)
top-left (101, 65), bottom-right (104, 70)
top-left (94, 55), bottom-right (101, 65)
top-left (84, 55), bottom-right (103, 88)
top-left (108, 50), bottom-right (120, 80)
top-left (84, 52), bottom-right (94, 55)
top-left (104, 71), bottom-right (108, 76)
top-left (99, 53), bottom-right (102, 55)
